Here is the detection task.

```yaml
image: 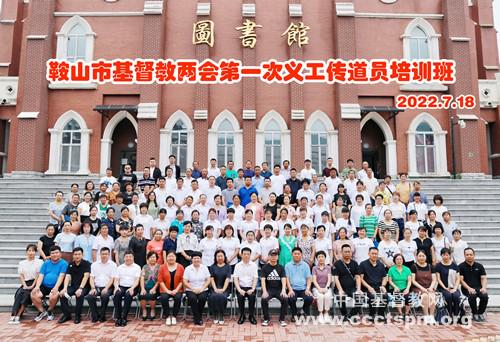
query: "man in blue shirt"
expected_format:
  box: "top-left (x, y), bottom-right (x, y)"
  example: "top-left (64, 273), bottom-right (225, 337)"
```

top-left (31, 245), bottom-right (68, 322)
top-left (252, 166), bottom-right (265, 192)
top-left (285, 247), bottom-right (313, 320)
top-left (243, 160), bottom-right (255, 178)
top-left (261, 162), bottom-right (272, 178)
top-left (238, 176), bottom-right (258, 207)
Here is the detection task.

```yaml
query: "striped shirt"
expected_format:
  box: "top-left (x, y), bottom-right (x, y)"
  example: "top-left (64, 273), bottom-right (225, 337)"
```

top-left (359, 215), bottom-right (378, 238)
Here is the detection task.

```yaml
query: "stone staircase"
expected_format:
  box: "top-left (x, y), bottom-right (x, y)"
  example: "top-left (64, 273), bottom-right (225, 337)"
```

top-left (0, 175), bottom-right (498, 306)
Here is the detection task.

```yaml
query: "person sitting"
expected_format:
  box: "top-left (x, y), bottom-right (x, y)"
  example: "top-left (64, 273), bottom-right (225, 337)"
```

top-left (260, 248), bottom-right (288, 327)
top-left (86, 247), bottom-right (117, 323)
top-left (234, 247), bottom-right (258, 325)
top-left (8, 244), bottom-right (43, 324)
top-left (435, 248), bottom-right (461, 321)
top-left (158, 250), bottom-right (184, 326)
top-left (31, 246), bottom-right (68, 322)
top-left (138, 251), bottom-right (160, 320)
top-left (183, 251), bottom-right (210, 325)
top-left (411, 249), bottom-right (437, 324)
top-left (459, 247), bottom-right (488, 322)
top-left (332, 244), bottom-right (362, 321)
top-left (113, 250), bottom-right (141, 327)
top-left (209, 249), bottom-right (232, 325)
top-left (58, 247), bottom-right (91, 324)
top-left (387, 253), bottom-right (412, 318)
top-left (285, 247), bottom-right (314, 321)
top-left (176, 221), bottom-right (199, 268)
top-left (358, 247), bottom-right (389, 322)
top-left (312, 250), bottom-right (333, 323)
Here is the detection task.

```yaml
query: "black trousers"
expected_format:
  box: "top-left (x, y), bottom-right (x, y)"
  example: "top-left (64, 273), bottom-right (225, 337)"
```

top-left (261, 290), bottom-right (287, 321)
top-left (85, 286), bottom-right (114, 320)
top-left (208, 290), bottom-right (229, 316)
top-left (367, 290), bottom-right (388, 317)
top-left (440, 289), bottom-right (461, 316)
top-left (113, 286), bottom-right (137, 320)
top-left (464, 288), bottom-right (488, 315)
top-left (186, 291), bottom-right (208, 322)
top-left (60, 286), bottom-right (89, 318)
top-left (11, 280), bottom-right (34, 315)
top-left (236, 287), bottom-right (256, 317)
top-left (288, 289), bottom-right (313, 316)
top-left (336, 288), bottom-right (360, 317)
top-left (159, 293), bottom-right (182, 317)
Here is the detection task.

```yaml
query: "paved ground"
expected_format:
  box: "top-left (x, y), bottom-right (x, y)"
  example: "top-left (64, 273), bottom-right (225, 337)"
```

top-left (1, 313), bottom-right (500, 342)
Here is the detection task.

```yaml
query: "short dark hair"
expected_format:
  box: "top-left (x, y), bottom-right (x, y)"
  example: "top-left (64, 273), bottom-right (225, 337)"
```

top-left (49, 245), bottom-right (61, 253)
top-left (291, 247), bottom-right (302, 254)
top-left (241, 247), bottom-right (252, 254)
top-left (72, 247), bottom-right (84, 254)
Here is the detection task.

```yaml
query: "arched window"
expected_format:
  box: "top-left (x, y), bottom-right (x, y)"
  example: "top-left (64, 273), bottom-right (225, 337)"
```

top-left (264, 119), bottom-right (281, 166)
top-left (56, 16), bottom-right (95, 62)
top-left (66, 24), bottom-right (87, 62)
top-left (61, 119), bottom-right (81, 172)
top-left (415, 122), bottom-right (435, 174)
top-left (409, 26), bottom-right (429, 60)
top-left (217, 119), bottom-right (234, 166)
top-left (171, 120), bottom-right (188, 172)
top-left (310, 120), bottom-right (328, 172)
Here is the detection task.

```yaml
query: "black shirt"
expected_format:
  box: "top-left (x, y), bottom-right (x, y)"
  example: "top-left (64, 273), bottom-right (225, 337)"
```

top-left (414, 237), bottom-right (433, 264)
top-left (39, 235), bottom-right (55, 259)
top-left (261, 263), bottom-right (286, 292)
top-left (458, 261), bottom-right (486, 289)
top-left (434, 262), bottom-right (459, 289)
top-left (87, 217), bottom-right (101, 235)
top-left (67, 260), bottom-right (91, 289)
top-left (286, 178), bottom-right (302, 200)
top-left (129, 236), bottom-right (147, 268)
top-left (263, 203), bottom-right (279, 220)
top-left (333, 193), bottom-right (351, 207)
top-left (358, 259), bottom-right (387, 290)
top-left (332, 259), bottom-right (359, 291)
top-left (209, 263), bottom-right (232, 290)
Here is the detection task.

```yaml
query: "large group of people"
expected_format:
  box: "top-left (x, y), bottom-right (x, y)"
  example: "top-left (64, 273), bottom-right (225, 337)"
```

top-left (8, 156), bottom-right (489, 326)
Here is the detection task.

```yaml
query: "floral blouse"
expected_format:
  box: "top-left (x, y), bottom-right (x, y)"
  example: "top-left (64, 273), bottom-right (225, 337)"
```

top-left (142, 263), bottom-right (160, 291)
top-left (296, 235), bottom-right (314, 265)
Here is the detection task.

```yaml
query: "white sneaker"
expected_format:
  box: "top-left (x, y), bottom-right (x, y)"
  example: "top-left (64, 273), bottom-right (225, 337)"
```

top-left (324, 314), bottom-right (331, 323)
top-left (171, 317), bottom-right (177, 325)
top-left (318, 313), bottom-right (325, 324)
top-left (214, 319), bottom-right (219, 324)
top-left (47, 312), bottom-right (54, 321)
top-left (165, 317), bottom-right (171, 326)
top-left (34, 311), bottom-right (47, 322)
top-left (8, 317), bottom-right (15, 324)
top-left (218, 319), bottom-right (224, 325)
top-left (279, 321), bottom-right (287, 327)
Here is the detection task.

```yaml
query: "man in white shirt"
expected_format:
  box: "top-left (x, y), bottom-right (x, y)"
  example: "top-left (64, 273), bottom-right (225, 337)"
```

top-left (172, 178), bottom-right (187, 208)
top-left (198, 169), bottom-right (210, 192)
top-left (204, 176), bottom-right (221, 206)
top-left (127, 194), bottom-right (140, 220)
top-left (343, 170), bottom-right (358, 200)
top-left (234, 248), bottom-right (258, 324)
top-left (352, 227), bottom-right (374, 264)
top-left (270, 165), bottom-right (286, 196)
top-left (99, 168), bottom-right (117, 191)
top-left (207, 158), bottom-right (221, 178)
top-left (164, 168), bottom-right (177, 190)
top-left (259, 178), bottom-right (273, 205)
top-left (296, 179), bottom-right (315, 206)
top-left (188, 180), bottom-right (203, 204)
top-left (281, 160), bottom-right (291, 180)
top-left (154, 178), bottom-right (169, 209)
top-left (133, 204), bottom-right (155, 240)
top-left (259, 225), bottom-right (279, 265)
top-left (357, 161), bottom-right (369, 181)
top-left (183, 168), bottom-right (194, 189)
top-left (112, 251), bottom-right (141, 327)
top-left (86, 247), bottom-right (117, 322)
top-left (299, 159), bottom-right (317, 180)
top-left (352, 181), bottom-right (371, 206)
top-left (407, 192), bottom-right (428, 222)
top-left (364, 168), bottom-right (379, 196)
top-left (239, 231), bottom-right (261, 266)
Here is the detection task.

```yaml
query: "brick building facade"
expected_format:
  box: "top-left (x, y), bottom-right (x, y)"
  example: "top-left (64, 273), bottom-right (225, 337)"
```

top-left (0, 0), bottom-right (499, 178)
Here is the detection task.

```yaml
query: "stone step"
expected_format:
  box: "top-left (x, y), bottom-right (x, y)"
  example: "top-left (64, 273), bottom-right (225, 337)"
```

top-left (0, 239), bottom-right (40, 248)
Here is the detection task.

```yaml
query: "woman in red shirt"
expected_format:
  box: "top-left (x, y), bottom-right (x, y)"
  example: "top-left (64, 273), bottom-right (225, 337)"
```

top-left (158, 250), bottom-right (184, 325)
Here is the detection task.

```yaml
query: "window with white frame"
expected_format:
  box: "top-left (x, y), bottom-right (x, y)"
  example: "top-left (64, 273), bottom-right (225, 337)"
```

top-left (171, 120), bottom-right (188, 172)
top-left (415, 122), bottom-right (436, 174)
top-left (66, 24), bottom-right (87, 62)
top-left (310, 120), bottom-right (328, 172)
top-left (408, 26), bottom-right (430, 60)
top-left (264, 119), bottom-right (281, 166)
top-left (60, 119), bottom-right (81, 172)
top-left (217, 119), bottom-right (234, 166)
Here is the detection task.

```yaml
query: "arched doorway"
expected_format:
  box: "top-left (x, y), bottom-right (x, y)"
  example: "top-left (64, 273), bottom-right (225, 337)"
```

top-left (100, 111), bottom-right (138, 175)
top-left (111, 119), bottom-right (137, 174)
top-left (361, 120), bottom-right (386, 179)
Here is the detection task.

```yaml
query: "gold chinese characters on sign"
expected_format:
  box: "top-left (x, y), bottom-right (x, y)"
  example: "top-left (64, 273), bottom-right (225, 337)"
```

top-left (235, 19), bottom-right (262, 49)
top-left (192, 20), bottom-right (310, 48)
top-left (193, 20), bottom-right (214, 47)
top-left (282, 22), bottom-right (310, 47)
